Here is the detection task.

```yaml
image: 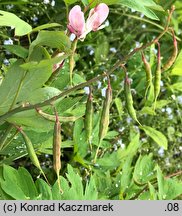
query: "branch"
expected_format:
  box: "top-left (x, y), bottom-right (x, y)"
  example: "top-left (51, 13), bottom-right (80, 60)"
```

top-left (0, 6), bottom-right (175, 123)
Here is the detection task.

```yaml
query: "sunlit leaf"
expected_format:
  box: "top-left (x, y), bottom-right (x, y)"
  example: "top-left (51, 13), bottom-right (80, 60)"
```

top-left (0, 10), bottom-right (32, 36)
top-left (140, 126), bottom-right (168, 150)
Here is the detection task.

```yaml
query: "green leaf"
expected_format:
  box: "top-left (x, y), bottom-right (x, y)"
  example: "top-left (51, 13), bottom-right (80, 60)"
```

top-left (154, 100), bottom-right (171, 109)
top-left (39, 137), bottom-right (74, 154)
top-left (84, 176), bottom-right (98, 199)
top-left (119, 156), bottom-right (133, 195)
top-left (3, 45), bottom-right (28, 59)
top-left (66, 164), bottom-right (84, 199)
top-left (92, 170), bottom-right (112, 199)
top-left (104, 130), bottom-right (119, 139)
top-left (1, 165), bottom-right (29, 199)
top-left (52, 177), bottom-right (70, 199)
top-left (114, 97), bottom-right (124, 120)
top-left (81, 0), bottom-right (89, 6)
top-left (170, 82), bottom-right (182, 92)
top-left (120, 133), bottom-right (141, 158)
top-left (156, 165), bottom-right (182, 200)
top-left (145, 82), bottom-right (155, 106)
top-left (95, 34), bottom-right (109, 63)
top-left (140, 126), bottom-right (168, 150)
top-left (0, 167), bottom-right (13, 200)
top-left (140, 106), bottom-right (156, 116)
top-left (73, 118), bottom-right (85, 155)
top-left (35, 179), bottom-right (52, 200)
top-left (21, 53), bottom-right (68, 71)
top-left (25, 87), bottom-right (61, 104)
top-left (97, 149), bottom-right (123, 169)
top-left (133, 154), bottom-right (155, 184)
top-left (18, 167), bottom-right (39, 199)
top-left (171, 50), bottom-right (182, 76)
top-left (31, 23), bottom-right (61, 32)
top-left (73, 73), bottom-right (86, 85)
top-left (148, 182), bottom-right (157, 200)
top-left (28, 46), bottom-right (51, 62)
top-left (0, 48), bottom-right (53, 115)
top-left (64, 0), bottom-right (78, 4)
top-left (164, 178), bottom-right (182, 200)
top-left (139, 0), bottom-right (164, 11)
top-left (8, 112), bottom-right (55, 132)
top-left (29, 31), bottom-right (71, 56)
top-left (0, 10), bottom-right (32, 36)
top-left (0, 60), bottom-right (26, 114)
top-left (89, 0), bottom-right (163, 20)
top-left (56, 96), bottom-right (83, 113)
top-left (7, 87), bottom-right (60, 131)
top-left (156, 165), bottom-right (165, 200)
top-left (0, 151), bottom-right (27, 166)
top-left (51, 61), bottom-right (70, 90)
top-left (65, 103), bottom-right (86, 119)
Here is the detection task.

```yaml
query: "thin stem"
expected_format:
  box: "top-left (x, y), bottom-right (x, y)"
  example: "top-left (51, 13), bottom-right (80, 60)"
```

top-left (111, 8), bottom-right (180, 41)
top-left (8, 71), bottom-right (27, 111)
top-left (27, 34), bottom-right (31, 45)
top-left (1, 129), bottom-right (19, 151)
top-left (93, 139), bottom-right (102, 163)
top-left (0, 7), bottom-right (175, 123)
top-left (165, 170), bottom-right (182, 179)
top-left (69, 38), bottom-right (78, 86)
top-left (0, 124), bottom-right (14, 151)
top-left (65, 2), bottom-right (69, 22)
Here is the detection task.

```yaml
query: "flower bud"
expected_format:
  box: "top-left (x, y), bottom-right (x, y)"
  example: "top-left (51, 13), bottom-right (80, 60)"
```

top-left (86, 3), bottom-right (109, 31)
top-left (67, 5), bottom-right (85, 37)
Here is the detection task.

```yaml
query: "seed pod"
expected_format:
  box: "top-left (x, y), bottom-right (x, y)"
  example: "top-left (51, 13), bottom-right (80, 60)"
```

top-left (94, 78), bottom-right (112, 162)
top-left (84, 87), bottom-right (93, 149)
top-left (141, 52), bottom-right (152, 96)
top-left (53, 111), bottom-right (62, 192)
top-left (124, 75), bottom-right (141, 125)
top-left (154, 42), bottom-right (161, 109)
top-left (99, 78), bottom-right (112, 142)
top-left (162, 29), bottom-right (178, 72)
top-left (36, 108), bottom-right (78, 122)
top-left (20, 130), bottom-right (49, 183)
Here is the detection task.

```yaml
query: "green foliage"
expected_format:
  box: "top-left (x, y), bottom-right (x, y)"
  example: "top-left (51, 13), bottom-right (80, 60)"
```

top-left (140, 126), bottom-right (168, 150)
top-left (133, 154), bottom-right (155, 185)
top-left (88, 0), bottom-right (163, 19)
top-left (0, 10), bottom-right (32, 36)
top-left (2, 45), bottom-right (28, 59)
top-left (29, 31), bottom-right (71, 56)
top-left (0, 165), bottom-right (38, 199)
top-left (171, 50), bottom-right (182, 75)
top-left (156, 166), bottom-right (182, 200)
top-left (0, 0), bottom-right (181, 201)
top-left (0, 164), bottom-right (98, 200)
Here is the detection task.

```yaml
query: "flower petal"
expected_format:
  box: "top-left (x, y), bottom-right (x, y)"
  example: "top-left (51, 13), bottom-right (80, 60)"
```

top-left (86, 3), bottom-right (109, 31)
top-left (68, 5), bottom-right (85, 37)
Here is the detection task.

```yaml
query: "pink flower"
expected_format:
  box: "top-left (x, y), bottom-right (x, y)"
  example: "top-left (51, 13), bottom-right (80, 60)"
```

top-left (67, 5), bottom-right (85, 37)
top-left (67, 3), bottom-right (109, 40)
top-left (86, 3), bottom-right (109, 31)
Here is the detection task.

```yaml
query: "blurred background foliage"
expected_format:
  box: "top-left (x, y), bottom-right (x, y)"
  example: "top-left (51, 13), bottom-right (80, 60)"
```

top-left (0, 0), bottom-right (181, 199)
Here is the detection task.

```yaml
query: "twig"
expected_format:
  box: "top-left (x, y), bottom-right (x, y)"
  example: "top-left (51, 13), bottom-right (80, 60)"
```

top-left (165, 170), bottom-right (182, 179)
top-left (0, 6), bottom-right (175, 123)
top-left (84, 0), bottom-right (96, 13)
